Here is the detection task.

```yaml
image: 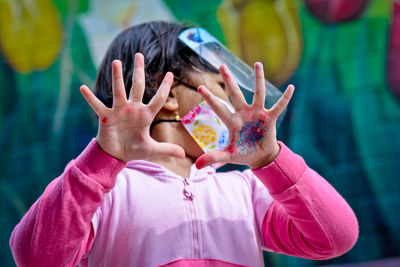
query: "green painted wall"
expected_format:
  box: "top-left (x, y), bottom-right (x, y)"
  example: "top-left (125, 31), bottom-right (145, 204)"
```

top-left (1, 0), bottom-right (399, 266)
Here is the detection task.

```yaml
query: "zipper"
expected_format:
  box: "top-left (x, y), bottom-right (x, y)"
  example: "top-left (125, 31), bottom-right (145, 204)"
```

top-left (183, 177), bottom-right (195, 200)
top-left (182, 177), bottom-right (200, 258)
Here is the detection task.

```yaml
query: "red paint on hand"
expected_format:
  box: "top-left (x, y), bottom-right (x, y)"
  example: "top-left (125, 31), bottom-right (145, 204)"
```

top-left (139, 55), bottom-right (144, 67)
top-left (102, 117), bottom-right (108, 124)
top-left (195, 155), bottom-right (208, 169)
top-left (226, 133), bottom-right (238, 153)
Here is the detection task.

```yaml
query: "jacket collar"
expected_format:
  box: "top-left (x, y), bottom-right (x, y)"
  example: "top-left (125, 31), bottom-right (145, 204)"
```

top-left (125, 160), bottom-right (216, 181)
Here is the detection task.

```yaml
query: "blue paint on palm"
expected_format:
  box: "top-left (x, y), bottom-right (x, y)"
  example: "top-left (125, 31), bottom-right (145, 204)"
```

top-left (236, 121), bottom-right (267, 155)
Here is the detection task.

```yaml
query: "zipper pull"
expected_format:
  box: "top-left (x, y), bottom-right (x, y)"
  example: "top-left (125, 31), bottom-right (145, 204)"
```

top-left (183, 178), bottom-right (195, 200)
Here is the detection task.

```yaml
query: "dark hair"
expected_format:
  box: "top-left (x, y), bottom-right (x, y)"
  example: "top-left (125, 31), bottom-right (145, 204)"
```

top-left (94, 21), bottom-right (218, 107)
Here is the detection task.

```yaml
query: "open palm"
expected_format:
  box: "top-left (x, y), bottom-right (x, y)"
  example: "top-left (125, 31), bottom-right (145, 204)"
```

top-left (196, 63), bottom-right (294, 169)
top-left (80, 53), bottom-right (185, 162)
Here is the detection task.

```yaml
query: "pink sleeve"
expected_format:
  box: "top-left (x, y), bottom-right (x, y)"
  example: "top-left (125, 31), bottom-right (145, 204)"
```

top-left (252, 141), bottom-right (359, 260)
top-left (9, 139), bottom-right (126, 267)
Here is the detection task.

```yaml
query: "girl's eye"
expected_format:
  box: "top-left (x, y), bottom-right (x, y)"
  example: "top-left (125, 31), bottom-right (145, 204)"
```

top-left (219, 83), bottom-right (226, 90)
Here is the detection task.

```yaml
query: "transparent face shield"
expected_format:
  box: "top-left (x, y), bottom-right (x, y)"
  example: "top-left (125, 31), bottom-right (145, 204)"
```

top-left (178, 27), bottom-right (286, 126)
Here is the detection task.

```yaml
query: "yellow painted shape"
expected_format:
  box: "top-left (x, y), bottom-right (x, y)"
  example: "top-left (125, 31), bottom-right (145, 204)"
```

top-left (0, 0), bottom-right (62, 73)
top-left (217, 0), bottom-right (303, 86)
top-left (192, 124), bottom-right (217, 148)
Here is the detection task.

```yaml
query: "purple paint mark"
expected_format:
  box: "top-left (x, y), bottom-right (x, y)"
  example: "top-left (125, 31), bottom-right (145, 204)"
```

top-left (225, 121), bottom-right (268, 156)
top-left (236, 120), bottom-right (267, 155)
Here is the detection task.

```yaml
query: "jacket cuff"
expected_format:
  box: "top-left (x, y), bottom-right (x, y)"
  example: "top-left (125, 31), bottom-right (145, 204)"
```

top-left (74, 138), bottom-right (126, 190)
top-left (251, 141), bottom-right (306, 195)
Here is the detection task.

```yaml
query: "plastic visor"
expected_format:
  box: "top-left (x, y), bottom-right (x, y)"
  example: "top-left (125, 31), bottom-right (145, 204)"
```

top-left (178, 27), bottom-right (286, 126)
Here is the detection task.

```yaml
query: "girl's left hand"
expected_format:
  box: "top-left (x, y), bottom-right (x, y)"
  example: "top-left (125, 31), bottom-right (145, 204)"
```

top-left (196, 63), bottom-right (294, 169)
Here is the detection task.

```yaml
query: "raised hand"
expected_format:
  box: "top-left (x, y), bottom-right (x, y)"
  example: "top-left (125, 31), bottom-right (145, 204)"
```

top-left (196, 63), bottom-right (294, 169)
top-left (80, 53), bottom-right (185, 162)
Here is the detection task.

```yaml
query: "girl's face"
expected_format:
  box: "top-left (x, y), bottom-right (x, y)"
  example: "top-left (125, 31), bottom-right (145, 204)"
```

top-left (172, 71), bottom-right (230, 158)
top-left (173, 71), bottom-right (229, 117)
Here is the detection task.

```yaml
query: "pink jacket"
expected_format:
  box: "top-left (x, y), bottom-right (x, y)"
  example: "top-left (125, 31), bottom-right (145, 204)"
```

top-left (10, 140), bottom-right (358, 267)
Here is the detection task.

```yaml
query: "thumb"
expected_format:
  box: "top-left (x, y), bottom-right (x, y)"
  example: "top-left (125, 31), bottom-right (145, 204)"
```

top-left (195, 150), bottom-right (230, 169)
top-left (151, 142), bottom-right (186, 159)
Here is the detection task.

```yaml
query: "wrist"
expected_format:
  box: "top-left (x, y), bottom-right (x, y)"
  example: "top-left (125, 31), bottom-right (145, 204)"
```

top-left (76, 139), bottom-right (126, 189)
top-left (95, 137), bottom-right (127, 163)
top-left (248, 142), bottom-right (280, 169)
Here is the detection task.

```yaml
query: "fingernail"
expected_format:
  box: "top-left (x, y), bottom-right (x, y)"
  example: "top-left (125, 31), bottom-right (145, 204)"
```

top-left (166, 72), bottom-right (173, 82)
top-left (195, 156), bottom-right (207, 169)
top-left (255, 62), bottom-right (262, 70)
top-left (220, 66), bottom-right (230, 80)
top-left (135, 54), bottom-right (144, 66)
top-left (112, 60), bottom-right (122, 69)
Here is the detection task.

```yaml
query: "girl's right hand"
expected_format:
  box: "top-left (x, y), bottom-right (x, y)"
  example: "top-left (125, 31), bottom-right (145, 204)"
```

top-left (79, 53), bottom-right (185, 162)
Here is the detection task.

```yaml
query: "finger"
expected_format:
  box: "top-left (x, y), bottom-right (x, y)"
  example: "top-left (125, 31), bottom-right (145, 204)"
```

top-left (112, 60), bottom-right (128, 107)
top-left (195, 150), bottom-right (231, 169)
top-left (219, 64), bottom-right (247, 110)
top-left (198, 85), bottom-right (232, 125)
top-left (252, 62), bottom-right (266, 108)
top-left (80, 85), bottom-right (106, 116)
top-left (151, 141), bottom-right (186, 159)
top-left (129, 53), bottom-right (145, 102)
top-left (147, 72), bottom-right (173, 113)
top-left (269, 84), bottom-right (295, 118)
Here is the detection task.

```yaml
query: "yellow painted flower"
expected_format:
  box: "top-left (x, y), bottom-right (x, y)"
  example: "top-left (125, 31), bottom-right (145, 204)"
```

top-left (0, 0), bottom-right (62, 73)
top-left (192, 125), bottom-right (217, 149)
top-left (217, 0), bottom-right (302, 86)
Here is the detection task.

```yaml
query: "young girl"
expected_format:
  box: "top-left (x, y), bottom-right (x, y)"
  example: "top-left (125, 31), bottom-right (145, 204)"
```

top-left (10, 21), bottom-right (358, 267)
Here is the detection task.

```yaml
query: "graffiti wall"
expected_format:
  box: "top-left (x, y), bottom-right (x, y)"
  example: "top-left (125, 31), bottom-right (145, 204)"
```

top-left (1, 0), bottom-right (399, 266)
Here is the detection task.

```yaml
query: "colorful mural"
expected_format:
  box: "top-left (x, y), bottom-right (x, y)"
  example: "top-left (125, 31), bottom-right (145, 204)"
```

top-left (0, 0), bottom-right (399, 266)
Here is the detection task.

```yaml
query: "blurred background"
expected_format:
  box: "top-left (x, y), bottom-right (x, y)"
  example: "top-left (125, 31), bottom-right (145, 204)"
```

top-left (1, 0), bottom-right (400, 266)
